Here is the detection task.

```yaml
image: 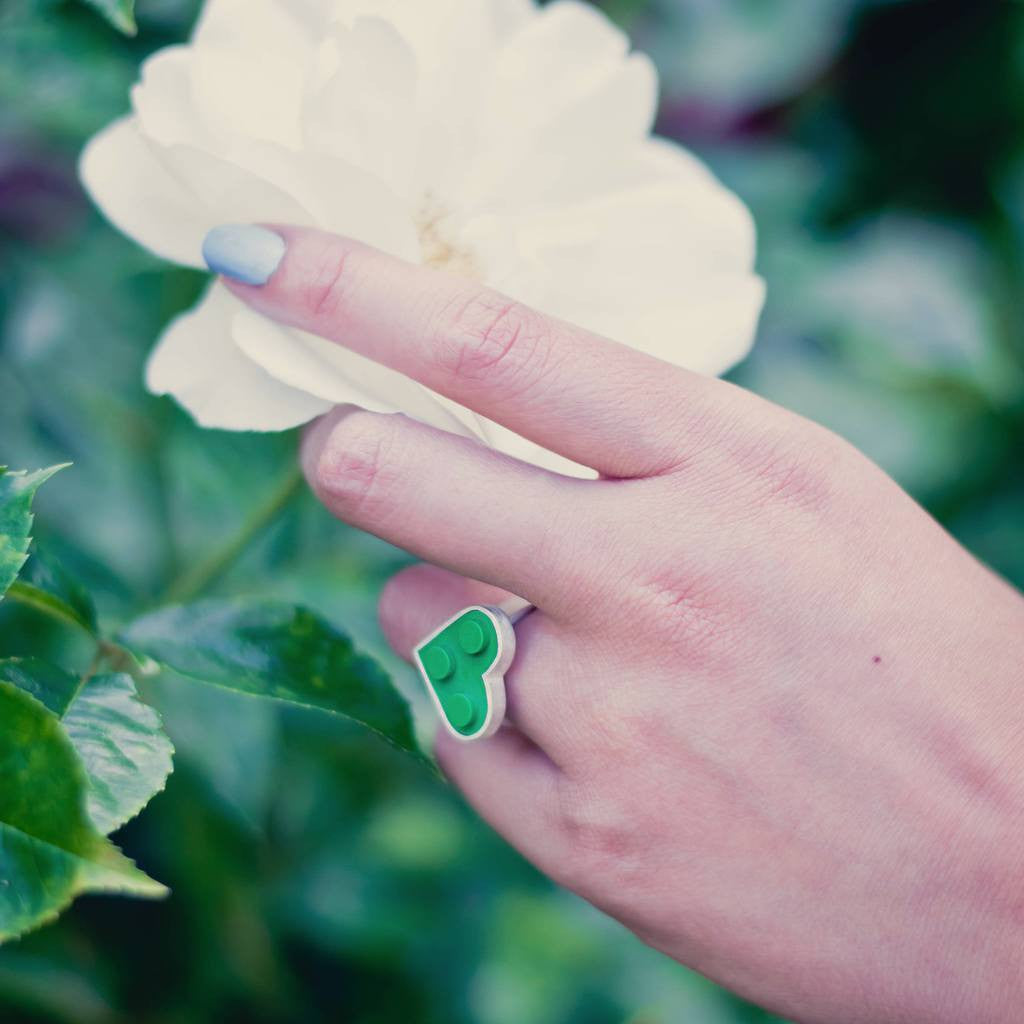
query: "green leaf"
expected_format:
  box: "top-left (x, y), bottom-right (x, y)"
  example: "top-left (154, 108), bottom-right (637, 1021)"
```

top-left (0, 466), bottom-right (67, 601)
top-left (0, 661), bottom-right (174, 835)
top-left (0, 659), bottom-right (79, 717)
top-left (121, 601), bottom-right (419, 756)
top-left (7, 548), bottom-right (99, 636)
top-left (152, 678), bottom-right (277, 829)
top-left (62, 674), bottom-right (175, 835)
top-left (0, 682), bottom-right (165, 943)
top-left (80, 0), bottom-right (137, 35)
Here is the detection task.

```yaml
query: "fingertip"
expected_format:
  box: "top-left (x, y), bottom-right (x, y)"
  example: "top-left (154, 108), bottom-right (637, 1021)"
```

top-left (377, 563), bottom-right (515, 661)
top-left (376, 563), bottom-right (466, 660)
top-left (202, 223), bottom-right (286, 286)
top-left (298, 406), bottom-right (350, 493)
top-left (377, 564), bottom-right (425, 659)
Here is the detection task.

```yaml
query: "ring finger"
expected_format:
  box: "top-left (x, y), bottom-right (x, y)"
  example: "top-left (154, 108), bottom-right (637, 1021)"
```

top-left (379, 563), bottom-right (581, 762)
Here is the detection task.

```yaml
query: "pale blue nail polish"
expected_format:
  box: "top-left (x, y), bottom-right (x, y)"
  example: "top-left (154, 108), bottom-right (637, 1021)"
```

top-left (202, 224), bottom-right (285, 285)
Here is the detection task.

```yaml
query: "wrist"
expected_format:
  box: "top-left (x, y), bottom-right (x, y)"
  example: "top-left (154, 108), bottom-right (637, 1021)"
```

top-left (925, 588), bottom-right (1024, 1023)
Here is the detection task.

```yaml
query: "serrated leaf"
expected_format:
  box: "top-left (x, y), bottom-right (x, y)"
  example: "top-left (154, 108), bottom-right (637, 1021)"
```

top-left (63, 674), bottom-right (174, 834)
top-left (0, 661), bottom-right (174, 835)
top-left (80, 0), bottom-right (136, 35)
top-left (0, 682), bottom-right (165, 943)
top-left (0, 465), bottom-right (67, 601)
top-left (8, 548), bottom-right (98, 635)
top-left (121, 601), bottom-right (419, 756)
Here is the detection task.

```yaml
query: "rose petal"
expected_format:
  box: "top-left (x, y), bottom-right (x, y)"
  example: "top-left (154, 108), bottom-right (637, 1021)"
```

top-left (464, 164), bottom-right (763, 373)
top-left (154, 142), bottom-right (317, 263)
top-left (231, 307), bottom-right (483, 438)
top-left (147, 283), bottom-right (331, 430)
top-left (132, 47), bottom-right (212, 153)
top-left (568, 277), bottom-right (768, 378)
top-left (79, 117), bottom-right (208, 267)
top-left (462, 3), bottom-right (658, 206)
top-left (465, 54), bottom-right (658, 209)
top-left (511, 177), bottom-right (757, 293)
top-left (192, 0), bottom-right (315, 60)
top-left (305, 17), bottom-right (419, 195)
top-left (485, 0), bottom-right (631, 125)
top-left (174, 137), bottom-right (420, 260)
top-left (189, 47), bottom-right (305, 151)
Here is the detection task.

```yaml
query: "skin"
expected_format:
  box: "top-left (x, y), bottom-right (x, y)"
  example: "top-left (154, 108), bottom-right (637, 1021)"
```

top-left (222, 225), bottom-right (1024, 1024)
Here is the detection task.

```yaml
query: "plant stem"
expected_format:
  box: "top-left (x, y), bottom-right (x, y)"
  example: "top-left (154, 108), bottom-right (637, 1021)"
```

top-left (73, 644), bottom-right (106, 704)
top-left (162, 465), bottom-right (305, 605)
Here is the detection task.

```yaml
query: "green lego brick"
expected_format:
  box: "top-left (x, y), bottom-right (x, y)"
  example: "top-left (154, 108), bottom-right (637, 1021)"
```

top-left (414, 606), bottom-right (509, 739)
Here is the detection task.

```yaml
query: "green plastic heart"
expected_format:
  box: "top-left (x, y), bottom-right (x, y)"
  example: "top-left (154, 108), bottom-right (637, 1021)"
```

top-left (415, 608), bottom-right (502, 738)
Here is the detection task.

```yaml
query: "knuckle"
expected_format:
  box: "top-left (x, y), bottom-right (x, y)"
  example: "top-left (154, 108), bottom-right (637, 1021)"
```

top-left (311, 412), bottom-right (402, 519)
top-left (553, 778), bottom-right (645, 896)
top-left (660, 393), bottom-right (843, 523)
top-left (628, 565), bottom-right (739, 666)
top-left (377, 566), bottom-right (420, 650)
top-left (654, 383), bottom-right (756, 478)
top-left (736, 423), bottom-right (841, 518)
top-left (303, 243), bottom-right (353, 321)
top-left (432, 289), bottom-right (551, 394)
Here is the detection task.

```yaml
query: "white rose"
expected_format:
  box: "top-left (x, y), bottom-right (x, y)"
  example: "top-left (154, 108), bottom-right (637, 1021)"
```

top-left (80, 0), bottom-right (765, 476)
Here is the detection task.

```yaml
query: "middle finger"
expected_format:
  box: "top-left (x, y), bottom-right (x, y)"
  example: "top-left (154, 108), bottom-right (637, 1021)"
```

top-left (303, 406), bottom-right (591, 614)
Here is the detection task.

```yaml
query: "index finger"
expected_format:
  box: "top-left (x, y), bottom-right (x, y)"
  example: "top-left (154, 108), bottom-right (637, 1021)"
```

top-left (207, 224), bottom-right (724, 478)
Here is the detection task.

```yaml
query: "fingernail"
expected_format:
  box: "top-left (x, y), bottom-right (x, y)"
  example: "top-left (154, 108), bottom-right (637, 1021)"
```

top-left (202, 224), bottom-right (285, 286)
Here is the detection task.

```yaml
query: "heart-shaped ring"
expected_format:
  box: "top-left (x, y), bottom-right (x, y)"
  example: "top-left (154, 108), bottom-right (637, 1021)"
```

top-left (414, 604), bottom-right (530, 742)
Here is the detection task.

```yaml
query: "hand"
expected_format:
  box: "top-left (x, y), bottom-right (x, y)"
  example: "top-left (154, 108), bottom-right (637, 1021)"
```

top-left (215, 224), bottom-right (1024, 1024)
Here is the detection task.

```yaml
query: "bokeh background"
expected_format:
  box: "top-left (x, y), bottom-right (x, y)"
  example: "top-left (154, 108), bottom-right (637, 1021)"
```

top-left (2, 0), bottom-right (1023, 1021)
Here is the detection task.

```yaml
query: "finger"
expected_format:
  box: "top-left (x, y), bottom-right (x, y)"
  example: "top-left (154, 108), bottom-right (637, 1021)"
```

top-left (435, 726), bottom-right (566, 875)
top-left (302, 406), bottom-right (590, 611)
top-left (211, 223), bottom-right (721, 478)
top-left (379, 563), bottom-right (578, 758)
top-left (378, 563), bottom-right (516, 661)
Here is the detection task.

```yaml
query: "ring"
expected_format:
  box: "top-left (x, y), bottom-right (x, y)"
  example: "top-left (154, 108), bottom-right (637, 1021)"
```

top-left (414, 602), bottom-right (533, 742)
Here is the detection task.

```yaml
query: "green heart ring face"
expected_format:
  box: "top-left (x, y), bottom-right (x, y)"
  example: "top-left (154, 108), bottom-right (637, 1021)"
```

top-left (413, 606), bottom-right (515, 741)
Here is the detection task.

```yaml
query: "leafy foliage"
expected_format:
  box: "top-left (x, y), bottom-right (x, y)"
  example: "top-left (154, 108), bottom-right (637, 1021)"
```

top-left (58, 673), bottom-right (173, 834)
top-left (9, 550), bottom-right (99, 636)
top-left (80, 0), bottom-right (136, 36)
top-left (0, 464), bottom-right (416, 943)
top-left (0, 681), bottom-right (163, 942)
top-left (0, 467), bottom-right (171, 938)
top-left (0, 659), bottom-right (80, 718)
top-left (122, 601), bottom-right (419, 755)
top-left (56, 669), bottom-right (173, 835)
top-left (0, 467), bottom-right (66, 601)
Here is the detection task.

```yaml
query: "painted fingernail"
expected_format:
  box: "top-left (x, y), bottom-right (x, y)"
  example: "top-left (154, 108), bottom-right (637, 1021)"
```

top-left (202, 224), bottom-right (285, 286)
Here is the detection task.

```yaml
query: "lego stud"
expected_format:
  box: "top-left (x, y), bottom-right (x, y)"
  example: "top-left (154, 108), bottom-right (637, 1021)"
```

top-left (413, 605), bottom-right (517, 742)
top-left (458, 619), bottom-right (486, 654)
top-left (447, 693), bottom-right (476, 730)
top-left (422, 645), bottom-right (454, 681)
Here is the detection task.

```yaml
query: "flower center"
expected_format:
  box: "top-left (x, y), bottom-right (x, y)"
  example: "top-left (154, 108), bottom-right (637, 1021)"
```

top-left (416, 196), bottom-right (479, 278)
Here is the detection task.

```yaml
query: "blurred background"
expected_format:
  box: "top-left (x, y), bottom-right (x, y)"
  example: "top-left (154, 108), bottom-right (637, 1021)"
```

top-left (2, 0), bottom-right (1023, 1021)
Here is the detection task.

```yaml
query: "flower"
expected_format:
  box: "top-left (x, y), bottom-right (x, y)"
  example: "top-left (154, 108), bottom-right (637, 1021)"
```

top-left (80, 0), bottom-right (764, 475)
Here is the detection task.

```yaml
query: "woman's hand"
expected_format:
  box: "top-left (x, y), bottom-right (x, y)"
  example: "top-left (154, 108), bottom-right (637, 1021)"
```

top-left (213, 224), bottom-right (1024, 1024)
